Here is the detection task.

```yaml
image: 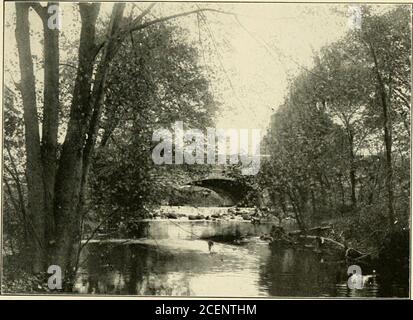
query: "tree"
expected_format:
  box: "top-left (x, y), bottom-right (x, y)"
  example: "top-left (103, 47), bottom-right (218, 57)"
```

top-left (260, 6), bottom-right (410, 242)
top-left (356, 7), bottom-right (411, 227)
top-left (12, 2), bottom-right (225, 280)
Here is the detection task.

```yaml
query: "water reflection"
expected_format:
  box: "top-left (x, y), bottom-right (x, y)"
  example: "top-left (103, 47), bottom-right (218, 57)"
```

top-left (73, 238), bottom-right (408, 297)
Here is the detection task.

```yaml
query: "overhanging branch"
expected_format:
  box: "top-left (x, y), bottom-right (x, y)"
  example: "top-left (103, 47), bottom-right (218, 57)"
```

top-left (95, 8), bottom-right (234, 56)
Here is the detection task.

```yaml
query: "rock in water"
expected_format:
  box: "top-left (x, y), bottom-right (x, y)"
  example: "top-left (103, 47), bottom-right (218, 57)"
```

top-left (166, 213), bottom-right (178, 219)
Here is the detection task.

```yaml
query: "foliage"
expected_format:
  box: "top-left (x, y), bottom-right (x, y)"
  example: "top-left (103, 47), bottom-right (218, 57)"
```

top-left (86, 22), bottom-right (218, 230)
top-left (259, 6), bottom-right (410, 251)
top-left (4, 2), bottom-right (219, 281)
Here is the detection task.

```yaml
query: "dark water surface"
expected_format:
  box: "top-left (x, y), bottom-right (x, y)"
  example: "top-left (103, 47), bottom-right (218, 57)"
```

top-left (73, 237), bottom-right (408, 297)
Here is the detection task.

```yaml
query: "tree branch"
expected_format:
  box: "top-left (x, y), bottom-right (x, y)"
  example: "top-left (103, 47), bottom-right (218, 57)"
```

top-left (128, 8), bottom-right (233, 34)
top-left (30, 3), bottom-right (46, 20)
top-left (95, 8), bottom-right (234, 55)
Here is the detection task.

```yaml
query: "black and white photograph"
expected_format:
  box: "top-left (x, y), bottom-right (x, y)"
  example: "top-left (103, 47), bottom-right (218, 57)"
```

top-left (1, 1), bottom-right (411, 298)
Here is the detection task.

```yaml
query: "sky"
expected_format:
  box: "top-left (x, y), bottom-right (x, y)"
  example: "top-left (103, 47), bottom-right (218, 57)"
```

top-left (4, 2), bottom-right (373, 132)
top-left (146, 2), bottom-right (354, 131)
top-left (151, 2), bottom-right (356, 131)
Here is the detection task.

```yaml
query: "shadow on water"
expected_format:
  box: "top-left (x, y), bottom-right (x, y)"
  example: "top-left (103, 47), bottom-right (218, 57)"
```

top-left (73, 240), bottom-right (408, 297)
top-left (259, 247), bottom-right (376, 297)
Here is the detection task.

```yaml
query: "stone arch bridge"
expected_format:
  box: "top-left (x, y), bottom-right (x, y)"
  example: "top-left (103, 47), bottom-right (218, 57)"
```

top-left (182, 167), bottom-right (256, 206)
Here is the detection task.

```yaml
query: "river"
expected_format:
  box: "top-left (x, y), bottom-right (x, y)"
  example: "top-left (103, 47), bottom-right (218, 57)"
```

top-left (73, 217), bottom-right (408, 297)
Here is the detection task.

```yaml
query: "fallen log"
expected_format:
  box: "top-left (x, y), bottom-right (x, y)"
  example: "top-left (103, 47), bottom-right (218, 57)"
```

top-left (271, 233), bottom-right (370, 262)
top-left (299, 235), bottom-right (345, 249)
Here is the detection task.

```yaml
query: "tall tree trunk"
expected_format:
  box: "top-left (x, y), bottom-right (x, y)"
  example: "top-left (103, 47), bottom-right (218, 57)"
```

top-left (368, 41), bottom-right (395, 227)
top-left (42, 3), bottom-right (60, 249)
top-left (73, 5), bottom-right (126, 281)
top-left (15, 3), bottom-right (46, 273)
top-left (381, 89), bottom-right (395, 226)
top-left (52, 3), bottom-right (101, 276)
top-left (342, 115), bottom-right (357, 208)
top-left (80, 3), bottom-right (125, 212)
top-left (52, 4), bottom-right (125, 280)
top-left (348, 132), bottom-right (357, 208)
top-left (32, 2), bottom-right (61, 255)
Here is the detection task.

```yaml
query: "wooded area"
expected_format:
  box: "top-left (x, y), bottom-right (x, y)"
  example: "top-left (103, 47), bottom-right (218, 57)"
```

top-left (4, 3), bottom-right (221, 290)
top-left (2, 3), bottom-right (410, 294)
top-left (259, 6), bottom-right (410, 273)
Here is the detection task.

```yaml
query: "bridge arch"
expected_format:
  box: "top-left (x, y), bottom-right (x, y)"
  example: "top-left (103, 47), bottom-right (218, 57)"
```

top-left (188, 177), bottom-right (256, 206)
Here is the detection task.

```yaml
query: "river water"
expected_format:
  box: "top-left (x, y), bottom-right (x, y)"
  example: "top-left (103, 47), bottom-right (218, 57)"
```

top-left (73, 232), bottom-right (408, 297)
